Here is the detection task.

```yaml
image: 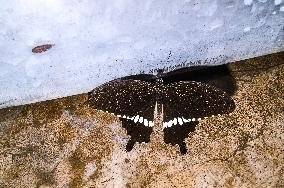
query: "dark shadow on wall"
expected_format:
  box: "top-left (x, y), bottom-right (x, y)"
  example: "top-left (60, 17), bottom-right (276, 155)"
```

top-left (161, 65), bottom-right (236, 96)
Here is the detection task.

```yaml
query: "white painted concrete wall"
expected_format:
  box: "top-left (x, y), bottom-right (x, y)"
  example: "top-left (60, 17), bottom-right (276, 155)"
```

top-left (0, 0), bottom-right (283, 108)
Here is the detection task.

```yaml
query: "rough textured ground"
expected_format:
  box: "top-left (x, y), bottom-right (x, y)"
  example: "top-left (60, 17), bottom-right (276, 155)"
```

top-left (0, 52), bottom-right (283, 188)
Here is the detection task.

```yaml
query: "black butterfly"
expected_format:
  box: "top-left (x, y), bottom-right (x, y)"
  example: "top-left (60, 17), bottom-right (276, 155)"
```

top-left (88, 66), bottom-right (236, 154)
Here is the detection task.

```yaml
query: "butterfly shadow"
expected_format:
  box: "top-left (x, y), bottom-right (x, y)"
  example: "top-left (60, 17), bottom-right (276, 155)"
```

top-left (123, 64), bottom-right (237, 95)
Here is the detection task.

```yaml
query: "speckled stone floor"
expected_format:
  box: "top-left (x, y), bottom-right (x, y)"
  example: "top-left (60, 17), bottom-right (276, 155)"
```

top-left (0, 52), bottom-right (283, 188)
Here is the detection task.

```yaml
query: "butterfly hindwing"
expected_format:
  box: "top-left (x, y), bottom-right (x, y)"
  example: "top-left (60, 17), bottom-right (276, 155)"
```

top-left (162, 81), bottom-right (235, 126)
top-left (120, 118), bottom-right (153, 151)
top-left (88, 79), bottom-right (156, 122)
top-left (163, 121), bottom-right (198, 154)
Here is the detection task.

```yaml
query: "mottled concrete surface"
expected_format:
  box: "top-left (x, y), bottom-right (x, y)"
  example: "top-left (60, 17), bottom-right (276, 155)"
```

top-left (0, 52), bottom-right (283, 188)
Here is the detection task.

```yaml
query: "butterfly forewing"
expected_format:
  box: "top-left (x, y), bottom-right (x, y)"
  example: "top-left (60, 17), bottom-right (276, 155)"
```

top-left (88, 79), bottom-right (156, 121)
top-left (162, 81), bottom-right (235, 123)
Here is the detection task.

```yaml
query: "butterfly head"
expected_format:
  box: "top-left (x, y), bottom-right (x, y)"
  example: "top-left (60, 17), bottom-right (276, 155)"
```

top-left (156, 69), bottom-right (165, 78)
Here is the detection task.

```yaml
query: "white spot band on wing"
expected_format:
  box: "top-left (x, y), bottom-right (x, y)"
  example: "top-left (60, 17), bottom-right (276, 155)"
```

top-left (139, 116), bottom-right (143, 123)
top-left (134, 115), bottom-right (139, 123)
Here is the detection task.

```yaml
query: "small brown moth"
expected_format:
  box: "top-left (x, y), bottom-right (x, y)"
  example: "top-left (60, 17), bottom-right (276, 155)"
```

top-left (32, 44), bottom-right (54, 53)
